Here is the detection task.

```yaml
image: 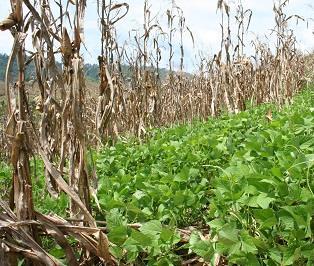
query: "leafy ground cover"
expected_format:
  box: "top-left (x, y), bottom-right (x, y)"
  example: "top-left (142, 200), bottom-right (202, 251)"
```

top-left (1, 89), bottom-right (313, 265)
top-left (96, 89), bottom-right (314, 265)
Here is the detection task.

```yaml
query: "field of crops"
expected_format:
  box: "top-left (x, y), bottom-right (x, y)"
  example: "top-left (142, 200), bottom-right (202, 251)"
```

top-left (1, 0), bottom-right (314, 265)
top-left (95, 88), bottom-right (314, 265)
top-left (1, 88), bottom-right (313, 265)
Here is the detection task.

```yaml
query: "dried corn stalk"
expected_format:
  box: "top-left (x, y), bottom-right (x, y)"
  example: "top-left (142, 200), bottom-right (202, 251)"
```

top-left (1, 0), bottom-right (113, 264)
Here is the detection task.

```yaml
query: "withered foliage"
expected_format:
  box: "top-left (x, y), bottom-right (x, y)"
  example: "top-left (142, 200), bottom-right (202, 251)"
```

top-left (93, 0), bottom-right (307, 141)
top-left (0, 0), bottom-right (309, 264)
top-left (1, 0), bottom-right (112, 265)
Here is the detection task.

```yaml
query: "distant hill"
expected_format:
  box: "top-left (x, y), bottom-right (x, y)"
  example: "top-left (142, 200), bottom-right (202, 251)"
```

top-left (0, 53), bottom-right (100, 82)
top-left (0, 53), bottom-right (171, 82)
top-left (0, 53), bottom-right (26, 81)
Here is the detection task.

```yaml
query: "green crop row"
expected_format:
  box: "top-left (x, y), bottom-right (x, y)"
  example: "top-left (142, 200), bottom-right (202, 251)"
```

top-left (96, 88), bottom-right (314, 265)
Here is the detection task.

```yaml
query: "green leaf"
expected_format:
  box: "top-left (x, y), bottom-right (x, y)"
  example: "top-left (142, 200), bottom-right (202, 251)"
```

top-left (126, 250), bottom-right (139, 263)
top-left (300, 188), bottom-right (313, 202)
top-left (305, 154), bottom-right (314, 167)
top-left (173, 190), bottom-right (185, 205)
top-left (269, 248), bottom-right (282, 264)
top-left (281, 246), bottom-right (301, 265)
top-left (174, 167), bottom-right (190, 182)
top-left (189, 168), bottom-right (200, 178)
top-left (229, 242), bottom-right (242, 255)
top-left (207, 218), bottom-right (225, 231)
top-left (109, 246), bottom-right (123, 259)
top-left (17, 260), bottom-right (25, 266)
top-left (189, 232), bottom-right (214, 261)
top-left (142, 207), bottom-right (153, 216)
top-left (279, 215), bottom-right (295, 230)
top-left (130, 229), bottom-right (153, 247)
top-left (49, 245), bottom-right (65, 259)
top-left (281, 206), bottom-right (307, 227)
top-left (246, 253), bottom-right (260, 266)
top-left (253, 208), bottom-right (277, 229)
top-left (108, 225), bottom-right (128, 245)
top-left (106, 209), bottom-right (125, 228)
top-left (133, 190), bottom-right (146, 200)
top-left (160, 227), bottom-right (180, 244)
top-left (256, 193), bottom-right (274, 209)
top-left (185, 190), bottom-right (196, 206)
top-left (218, 223), bottom-right (239, 245)
top-left (240, 232), bottom-right (258, 254)
top-left (140, 220), bottom-right (162, 236)
top-left (271, 167), bottom-right (282, 178)
top-left (123, 236), bottom-right (139, 250)
top-left (300, 139), bottom-right (314, 151)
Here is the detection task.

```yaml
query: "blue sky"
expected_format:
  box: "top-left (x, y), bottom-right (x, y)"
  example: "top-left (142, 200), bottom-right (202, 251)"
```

top-left (0, 0), bottom-right (313, 71)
